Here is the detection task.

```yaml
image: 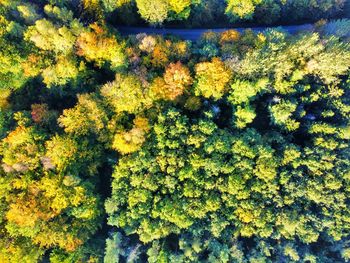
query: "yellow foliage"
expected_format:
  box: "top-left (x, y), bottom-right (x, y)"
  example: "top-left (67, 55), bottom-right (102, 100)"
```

top-left (101, 74), bottom-right (147, 113)
top-left (25, 19), bottom-right (76, 53)
top-left (83, 0), bottom-right (100, 10)
top-left (201, 31), bottom-right (219, 42)
top-left (58, 93), bottom-right (108, 136)
top-left (41, 55), bottom-right (79, 87)
top-left (17, 4), bottom-right (40, 24)
top-left (135, 0), bottom-right (169, 24)
top-left (173, 41), bottom-right (189, 58)
top-left (113, 117), bottom-right (150, 154)
top-left (150, 62), bottom-right (192, 100)
top-left (168, 0), bottom-right (191, 14)
top-left (226, 0), bottom-right (262, 19)
top-left (257, 32), bottom-right (266, 42)
top-left (194, 58), bottom-right (232, 99)
top-left (6, 195), bottom-right (58, 228)
top-left (219, 30), bottom-right (240, 44)
top-left (45, 135), bottom-right (78, 171)
top-left (82, 0), bottom-right (103, 19)
top-left (164, 62), bottom-right (192, 90)
top-left (0, 15), bottom-right (8, 36)
top-left (2, 126), bottom-right (43, 168)
top-left (0, 89), bottom-right (11, 110)
top-left (76, 23), bottom-right (125, 68)
top-left (33, 223), bottom-right (83, 251)
top-left (22, 54), bottom-right (43, 77)
top-left (115, 0), bottom-right (132, 7)
top-left (133, 116), bottom-right (150, 132)
top-left (151, 45), bottom-right (169, 67)
top-left (235, 207), bottom-right (254, 223)
top-left (0, 0), bottom-right (13, 6)
top-left (150, 77), bottom-right (167, 99)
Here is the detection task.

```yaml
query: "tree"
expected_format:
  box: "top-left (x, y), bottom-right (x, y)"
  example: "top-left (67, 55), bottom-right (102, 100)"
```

top-left (104, 232), bottom-right (123, 263)
top-left (44, 4), bottom-right (74, 24)
top-left (102, 0), bottom-right (133, 12)
top-left (58, 93), bottom-right (109, 139)
top-left (0, 235), bottom-right (44, 263)
top-left (234, 104), bottom-right (256, 128)
top-left (106, 109), bottom-right (281, 245)
top-left (100, 73), bottom-right (150, 114)
top-left (1, 122), bottom-right (46, 172)
top-left (225, 0), bottom-right (262, 21)
top-left (112, 116), bottom-right (150, 154)
top-left (45, 134), bottom-right (102, 176)
top-left (76, 23), bottom-right (126, 69)
top-left (0, 38), bottom-right (29, 93)
top-left (269, 99), bottom-right (300, 131)
top-left (0, 115), bottom-right (103, 257)
top-left (81, 0), bottom-right (104, 20)
top-left (25, 19), bottom-right (78, 54)
top-left (41, 55), bottom-right (81, 87)
top-left (135, 0), bottom-right (169, 25)
top-left (150, 61), bottom-right (193, 100)
top-left (194, 58), bottom-right (232, 100)
top-left (1, 2), bottom-right (350, 261)
top-left (237, 31), bottom-right (350, 89)
top-left (17, 3), bottom-right (41, 24)
top-left (169, 0), bottom-right (191, 14)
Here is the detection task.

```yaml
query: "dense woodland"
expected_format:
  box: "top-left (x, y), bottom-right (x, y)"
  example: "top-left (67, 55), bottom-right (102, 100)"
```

top-left (105, 0), bottom-right (349, 27)
top-left (1, 0), bottom-right (350, 262)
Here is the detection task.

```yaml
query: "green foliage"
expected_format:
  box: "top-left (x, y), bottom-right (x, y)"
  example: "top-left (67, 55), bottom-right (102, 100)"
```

top-left (234, 104), bottom-right (256, 128)
top-left (106, 109), bottom-right (280, 244)
top-left (104, 232), bottom-right (123, 263)
top-left (0, 39), bottom-right (29, 92)
top-left (269, 99), bottom-right (299, 131)
top-left (237, 32), bottom-right (350, 86)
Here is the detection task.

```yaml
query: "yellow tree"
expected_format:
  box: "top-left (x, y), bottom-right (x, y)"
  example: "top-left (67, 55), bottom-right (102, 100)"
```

top-left (112, 116), bottom-right (150, 154)
top-left (194, 58), bottom-right (232, 100)
top-left (168, 0), bottom-right (191, 14)
top-left (101, 73), bottom-right (150, 114)
top-left (135, 0), bottom-right (169, 24)
top-left (58, 93), bottom-right (109, 138)
top-left (225, 0), bottom-right (262, 20)
top-left (76, 23), bottom-right (126, 69)
top-left (150, 61), bottom-right (192, 100)
top-left (1, 125), bottom-right (46, 171)
top-left (25, 19), bottom-right (77, 54)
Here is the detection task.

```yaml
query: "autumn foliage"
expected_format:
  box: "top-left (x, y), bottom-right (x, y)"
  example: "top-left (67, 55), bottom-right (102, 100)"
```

top-left (1, 1), bottom-right (350, 262)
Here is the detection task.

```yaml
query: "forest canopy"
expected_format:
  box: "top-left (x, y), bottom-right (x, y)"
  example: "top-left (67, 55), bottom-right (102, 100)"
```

top-left (103, 0), bottom-right (348, 26)
top-left (1, 0), bottom-right (350, 262)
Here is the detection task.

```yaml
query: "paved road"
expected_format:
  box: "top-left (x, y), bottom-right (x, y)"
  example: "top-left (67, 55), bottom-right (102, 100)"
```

top-left (117, 24), bottom-right (314, 41)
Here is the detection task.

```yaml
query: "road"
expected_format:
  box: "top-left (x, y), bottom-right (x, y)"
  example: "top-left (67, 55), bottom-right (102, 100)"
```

top-left (117, 24), bottom-right (314, 41)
